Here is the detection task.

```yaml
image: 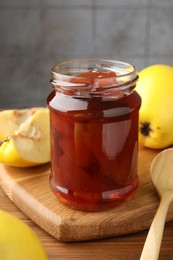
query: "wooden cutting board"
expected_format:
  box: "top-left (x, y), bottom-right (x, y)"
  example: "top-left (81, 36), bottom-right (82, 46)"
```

top-left (0, 145), bottom-right (173, 242)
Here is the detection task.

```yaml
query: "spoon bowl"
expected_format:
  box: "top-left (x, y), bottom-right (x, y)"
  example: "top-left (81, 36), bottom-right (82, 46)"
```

top-left (151, 148), bottom-right (173, 195)
top-left (140, 148), bottom-right (173, 260)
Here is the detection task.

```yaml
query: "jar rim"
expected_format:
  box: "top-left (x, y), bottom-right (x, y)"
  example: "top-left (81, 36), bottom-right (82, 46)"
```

top-left (52, 59), bottom-right (137, 78)
top-left (51, 59), bottom-right (138, 95)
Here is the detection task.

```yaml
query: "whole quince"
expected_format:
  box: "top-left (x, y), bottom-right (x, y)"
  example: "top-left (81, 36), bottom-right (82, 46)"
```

top-left (0, 209), bottom-right (48, 260)
top-left (136, 64), bottom-right (173, 149)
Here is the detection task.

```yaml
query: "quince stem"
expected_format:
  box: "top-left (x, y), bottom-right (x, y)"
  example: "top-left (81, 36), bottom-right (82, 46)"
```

top-left (0, 136), bottom-right (11, 146)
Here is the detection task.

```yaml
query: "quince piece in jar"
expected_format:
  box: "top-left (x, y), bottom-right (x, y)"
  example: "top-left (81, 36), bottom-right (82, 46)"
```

top-left (74, 116), bottom-right (91, 168)
top-left (57, 154), bottom-right (103, 192)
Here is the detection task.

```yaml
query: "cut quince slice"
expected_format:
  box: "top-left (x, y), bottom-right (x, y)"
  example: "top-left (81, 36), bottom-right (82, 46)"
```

top-left (0, 108), bottom-right (50, 167)
top-left (0, 107), bottom-right (46, 141)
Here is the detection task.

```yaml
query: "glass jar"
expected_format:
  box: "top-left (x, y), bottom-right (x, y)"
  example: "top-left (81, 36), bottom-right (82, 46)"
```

top-left (47, 59), bottom-right (141, 211)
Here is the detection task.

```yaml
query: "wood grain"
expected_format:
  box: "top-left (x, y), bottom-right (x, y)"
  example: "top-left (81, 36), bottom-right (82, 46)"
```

top-left (0, 146), bottom-right (173, 242)
top-left (1, 185), bottom-right (173, 260)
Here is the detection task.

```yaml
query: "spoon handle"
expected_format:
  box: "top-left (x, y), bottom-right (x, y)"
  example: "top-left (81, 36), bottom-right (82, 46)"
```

top-left (140, 192), bottom-right (172, 260)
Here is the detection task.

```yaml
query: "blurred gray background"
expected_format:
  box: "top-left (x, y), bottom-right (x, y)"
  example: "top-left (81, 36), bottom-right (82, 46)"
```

top-left (0, 0), bottom-right (173, 108)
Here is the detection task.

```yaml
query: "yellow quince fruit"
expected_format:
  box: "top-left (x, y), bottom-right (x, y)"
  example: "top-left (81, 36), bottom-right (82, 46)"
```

top-left (0, 209), bottom-right (48, 260)
top-left (0, 107), bottom-right (45, 141)
top-left (0, 108), bottom-right (50, 167)
top-left (136, 64), bottom-right (173, 149)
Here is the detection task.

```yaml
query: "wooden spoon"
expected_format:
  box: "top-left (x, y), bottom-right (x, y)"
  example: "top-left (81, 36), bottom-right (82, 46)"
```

top-left (140, 148), bottom-right (173, 260)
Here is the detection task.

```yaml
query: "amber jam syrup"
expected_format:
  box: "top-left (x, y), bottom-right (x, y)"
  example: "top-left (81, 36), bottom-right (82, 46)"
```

top-left (47, 60), bottom-right (141, 211)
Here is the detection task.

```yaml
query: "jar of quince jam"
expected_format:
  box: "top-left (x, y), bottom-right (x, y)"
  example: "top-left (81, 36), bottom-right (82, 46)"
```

top-left (47, 59), bottom-right (141, 211)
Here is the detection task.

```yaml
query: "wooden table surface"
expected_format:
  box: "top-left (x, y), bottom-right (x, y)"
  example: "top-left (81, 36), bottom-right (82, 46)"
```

top-left (1, 187), bottom-right (173, 260)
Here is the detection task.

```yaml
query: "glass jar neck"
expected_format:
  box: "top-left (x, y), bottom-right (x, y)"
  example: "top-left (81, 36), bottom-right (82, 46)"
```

top-left (51, 59), bottom-right (138, 97)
